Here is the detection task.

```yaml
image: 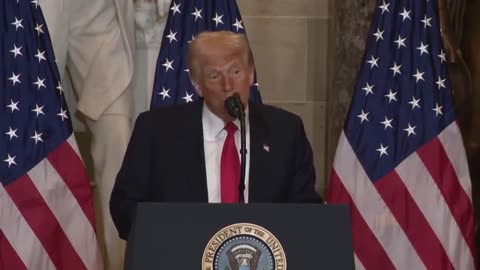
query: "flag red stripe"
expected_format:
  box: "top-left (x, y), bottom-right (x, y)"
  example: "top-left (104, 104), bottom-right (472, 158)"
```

top-left (329, 170), bottom-right (396, 270)
top-left (0, 230), bottom-right (27, 270)
top-left (394, 150), bottom-right (474, 269)
top-left (375, 170), bottom-right (454, 269)
top-left (438, 123), bottom-right (473, 201)
top-left (47, 141), bottom-right (96, 228)
top-left (27, 158), bottom-right (103, 269)
top-left (417, 138), bottom-right (476, 258)
top-left (5, 175), bottom-right (87, 270)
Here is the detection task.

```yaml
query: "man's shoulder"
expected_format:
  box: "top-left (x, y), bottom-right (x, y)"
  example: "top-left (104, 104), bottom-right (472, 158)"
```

top-left (133, 102), bottom-right (202, 134)
top-left (137, 102), bottom-right (201, 121)
top-left (251, 103), bottom-right (302, 124)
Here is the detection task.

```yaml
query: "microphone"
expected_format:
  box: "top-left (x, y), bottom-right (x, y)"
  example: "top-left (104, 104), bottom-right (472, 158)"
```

top-left (225, 93), bottom-right (244, 118)
top-left (224, 93), bottom-right (247, 204)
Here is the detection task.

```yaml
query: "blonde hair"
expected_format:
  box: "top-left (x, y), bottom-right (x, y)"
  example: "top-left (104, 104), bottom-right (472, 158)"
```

top-left (187, 31), bottom-right (253, 80)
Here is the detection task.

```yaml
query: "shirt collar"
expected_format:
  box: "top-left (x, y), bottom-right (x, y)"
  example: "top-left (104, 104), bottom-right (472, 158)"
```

top-left (202, 102), bottom-right (249, 141)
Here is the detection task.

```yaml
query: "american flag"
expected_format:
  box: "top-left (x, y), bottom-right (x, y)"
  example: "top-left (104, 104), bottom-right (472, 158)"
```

top-left (327, 0), bottom-right (476, 269)
top-left (150, 0), bottom-right (261, 109)
top-left (0, 1), bottom-right (102, 269)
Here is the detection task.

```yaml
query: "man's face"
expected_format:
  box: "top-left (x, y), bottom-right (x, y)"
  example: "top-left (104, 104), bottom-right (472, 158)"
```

top-left (192, 52), bottom-right (254, 123)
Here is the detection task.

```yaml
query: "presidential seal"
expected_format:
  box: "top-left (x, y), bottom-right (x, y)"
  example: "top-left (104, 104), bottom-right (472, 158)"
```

top-left (202, 223), bottom-right (287, 270)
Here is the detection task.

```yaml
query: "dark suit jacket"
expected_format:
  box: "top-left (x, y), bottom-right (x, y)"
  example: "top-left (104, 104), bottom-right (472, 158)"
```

top-left (110, 101), bottom-right (322, 239)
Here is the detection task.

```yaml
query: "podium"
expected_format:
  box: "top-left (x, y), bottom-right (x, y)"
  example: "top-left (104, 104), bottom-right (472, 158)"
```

top-left (125, 203), bottom-right (354, 269)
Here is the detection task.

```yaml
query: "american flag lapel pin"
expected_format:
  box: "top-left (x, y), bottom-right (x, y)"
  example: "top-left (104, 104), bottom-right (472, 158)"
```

top-left (263, 144), bottom-right (270, 152)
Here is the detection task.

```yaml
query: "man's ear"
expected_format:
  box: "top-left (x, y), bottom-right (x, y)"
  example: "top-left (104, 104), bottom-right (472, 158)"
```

top-left (191, 79), bottom-right (204, 97)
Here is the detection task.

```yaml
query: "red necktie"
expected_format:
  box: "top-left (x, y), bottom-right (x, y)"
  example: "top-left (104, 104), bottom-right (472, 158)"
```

top-left (220, 122), bottom-right (240, 203)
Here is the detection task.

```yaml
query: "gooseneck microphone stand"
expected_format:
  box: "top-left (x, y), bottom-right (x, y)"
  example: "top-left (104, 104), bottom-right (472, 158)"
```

top-left (224, 93), bottom-right (247, 203)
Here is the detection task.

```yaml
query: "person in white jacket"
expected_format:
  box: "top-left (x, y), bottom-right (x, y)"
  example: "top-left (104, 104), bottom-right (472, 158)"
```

top-left (40, 0), bottom-right (135, 269)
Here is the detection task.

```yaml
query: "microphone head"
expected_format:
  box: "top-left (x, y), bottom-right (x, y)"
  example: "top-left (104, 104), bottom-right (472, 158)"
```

top-left (224, 93), bottom-right (244, 118)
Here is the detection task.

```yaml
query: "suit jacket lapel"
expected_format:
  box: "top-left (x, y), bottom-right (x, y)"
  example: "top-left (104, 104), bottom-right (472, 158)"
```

top-left (181, 102), bottom-right (209, 202)
top-left (248, 104), bottom-right (270, 202)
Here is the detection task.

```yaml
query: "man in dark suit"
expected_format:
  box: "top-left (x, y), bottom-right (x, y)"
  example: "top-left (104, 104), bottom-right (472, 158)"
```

top-left (110, 31), bottom-right (322, 240)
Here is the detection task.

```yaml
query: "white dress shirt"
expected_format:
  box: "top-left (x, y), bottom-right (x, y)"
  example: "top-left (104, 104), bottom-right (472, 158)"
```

top-left (202, 103), bottom-right (250, 203)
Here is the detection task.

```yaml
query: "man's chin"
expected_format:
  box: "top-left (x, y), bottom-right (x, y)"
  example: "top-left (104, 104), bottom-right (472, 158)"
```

top-left (222, 115), bottom-right (238, 123)
top-left (219, 111), bottom-right (238, 123)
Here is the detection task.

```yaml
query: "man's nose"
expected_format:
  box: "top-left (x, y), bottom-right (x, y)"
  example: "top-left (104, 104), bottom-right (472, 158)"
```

top-left (223, 76), bottom-right (234, 92)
